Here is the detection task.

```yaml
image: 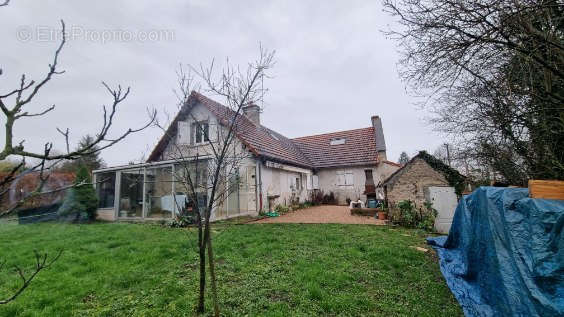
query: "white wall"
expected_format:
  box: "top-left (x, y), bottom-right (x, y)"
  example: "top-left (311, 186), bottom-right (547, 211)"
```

top-left (317, 163), bottom-right (399, 205)
top-left (259, 161), bottom-right (312, 211)
top-left (163, 102), bottom-right (222, 159)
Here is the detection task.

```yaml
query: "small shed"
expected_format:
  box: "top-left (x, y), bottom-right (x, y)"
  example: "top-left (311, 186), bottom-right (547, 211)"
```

top-left (379, 151), bottom-right (466, 209)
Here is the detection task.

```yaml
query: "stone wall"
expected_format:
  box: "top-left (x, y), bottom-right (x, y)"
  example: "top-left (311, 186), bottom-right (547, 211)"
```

top-left (385, 158), bottom-right (449, 209)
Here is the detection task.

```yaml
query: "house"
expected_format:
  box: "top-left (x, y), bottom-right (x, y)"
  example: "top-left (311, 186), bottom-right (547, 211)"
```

top-left (93, 92), bottom-right (400, 221)
top-left (379, 151), bottom-right (466, 209)
top-left (0, 172), bottom-right (75, 211)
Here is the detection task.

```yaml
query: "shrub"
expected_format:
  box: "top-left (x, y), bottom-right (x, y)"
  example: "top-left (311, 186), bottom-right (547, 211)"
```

top-left (58, 164), bottom-right (98, 221)
top-left (321, 191), bottom-right (336, 205)
top-left (418, 202), bottom-right (438, 231)
top-left (170, 214), bottom-right (195, 228)
top-left (310, 190), bottom-right (323, 205)
top-left (274, 204), bottom-right (289, 214)
top-left (310, 191), bottom-right (336, 205)
top-left (391, 200), bottom-right (437, 232)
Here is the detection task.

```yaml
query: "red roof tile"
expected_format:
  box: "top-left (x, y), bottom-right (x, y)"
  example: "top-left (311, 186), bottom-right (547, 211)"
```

top-left (292, 128), bottom-right (380, 168)
top-left (148, 92), bottom-right (383, 169)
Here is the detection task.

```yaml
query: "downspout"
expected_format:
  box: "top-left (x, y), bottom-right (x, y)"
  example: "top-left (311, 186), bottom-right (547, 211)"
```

top-left (256, 158), bottom-right (263, 212)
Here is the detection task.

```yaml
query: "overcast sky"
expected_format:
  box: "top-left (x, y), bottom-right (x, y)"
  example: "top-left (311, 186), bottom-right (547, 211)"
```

top-left (1, 0), bottom-right (446, 166)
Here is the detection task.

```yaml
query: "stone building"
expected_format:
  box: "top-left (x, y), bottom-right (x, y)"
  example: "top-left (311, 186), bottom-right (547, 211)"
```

top-left (380, 151), bottom-right (465, 209)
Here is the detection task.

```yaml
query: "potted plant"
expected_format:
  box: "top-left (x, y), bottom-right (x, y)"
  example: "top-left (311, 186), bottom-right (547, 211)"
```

top-left (377, 208), bottom-right (388, 220)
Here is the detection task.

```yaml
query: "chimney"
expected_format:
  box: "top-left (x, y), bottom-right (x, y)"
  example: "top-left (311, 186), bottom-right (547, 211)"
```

top-left (242, 103), bottom-right (260, 125)
top-left (371, 115), bottom-right (387, 160)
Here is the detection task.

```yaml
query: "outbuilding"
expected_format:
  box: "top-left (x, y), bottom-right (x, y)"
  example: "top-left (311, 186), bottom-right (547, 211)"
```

top-left (379, 151), bottom-right (466, 232)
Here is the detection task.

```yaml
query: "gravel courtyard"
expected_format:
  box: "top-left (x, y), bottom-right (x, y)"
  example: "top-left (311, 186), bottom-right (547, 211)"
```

top-left (255, 205), bottom-right (387, 225)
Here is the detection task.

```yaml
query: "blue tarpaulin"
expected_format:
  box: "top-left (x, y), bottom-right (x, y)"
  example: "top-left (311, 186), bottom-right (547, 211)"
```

top-left (427, 187), bottom-right (564, 317)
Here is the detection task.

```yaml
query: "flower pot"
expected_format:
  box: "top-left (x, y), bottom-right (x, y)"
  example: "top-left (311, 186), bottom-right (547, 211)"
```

top-left (378, 212), bottom-right (387, 220)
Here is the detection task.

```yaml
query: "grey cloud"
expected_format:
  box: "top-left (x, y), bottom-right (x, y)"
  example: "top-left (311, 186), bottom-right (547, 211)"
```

top-left (1, 0), bottom-right (445, 166)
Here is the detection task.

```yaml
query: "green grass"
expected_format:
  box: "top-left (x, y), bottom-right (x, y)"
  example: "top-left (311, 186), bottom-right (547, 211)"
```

top-left (0, 222), bottom-right (461, 316)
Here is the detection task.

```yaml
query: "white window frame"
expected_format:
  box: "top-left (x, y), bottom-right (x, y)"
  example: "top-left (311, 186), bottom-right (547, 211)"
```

top-left (192, 121), bottom-right (209, 144)
top-left (337, 170), bottom-right (354, 186)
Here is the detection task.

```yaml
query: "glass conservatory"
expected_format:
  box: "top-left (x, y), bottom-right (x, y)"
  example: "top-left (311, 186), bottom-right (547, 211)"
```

top-left (93, 159), bottom-right (243, 221)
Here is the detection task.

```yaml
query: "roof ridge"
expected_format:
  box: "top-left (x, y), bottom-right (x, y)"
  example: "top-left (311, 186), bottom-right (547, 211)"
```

top-left (292, 126), bottom-right (374, 140)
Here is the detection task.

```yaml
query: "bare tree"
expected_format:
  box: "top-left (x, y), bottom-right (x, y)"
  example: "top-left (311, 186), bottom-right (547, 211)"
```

top-left (383, 0), bottom-right (564, 185)
top-left (153, 48), bottom-right (274, 315)
top-left (0, 17), bottom-right (155, 304)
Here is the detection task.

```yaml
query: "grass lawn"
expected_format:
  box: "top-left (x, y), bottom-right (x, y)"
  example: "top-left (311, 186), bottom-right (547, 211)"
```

top-left (0, 222), bottom-right (461, 316)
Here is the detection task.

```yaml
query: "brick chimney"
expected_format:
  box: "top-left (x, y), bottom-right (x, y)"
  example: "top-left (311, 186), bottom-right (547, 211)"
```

top-left (371, 115), bottom-right (387, 160)
top-left (242, 103), bottom-right (260, 125)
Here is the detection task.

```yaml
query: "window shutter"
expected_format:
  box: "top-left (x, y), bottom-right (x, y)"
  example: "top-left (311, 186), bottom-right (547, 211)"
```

top-left (306, 174), bottom-right (312, 190)
top-left (313, 175), bottom-right (319, 189)
top-left (345, 172), bottom-right (354, 186)
top-left (208, 123), bottom-right (217, 142)
top-left (177, 121), bottom-right (189, 144)
top-left (190, 123), bottom-right (195, 145)
top-left (336, 170), bottom-right (344, 186)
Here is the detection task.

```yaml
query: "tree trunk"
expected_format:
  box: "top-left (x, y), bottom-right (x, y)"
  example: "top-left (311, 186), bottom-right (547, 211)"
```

top-left (197, 218), bottom-right (206, 314)
top-left (207, 230), bottom-right (220, 317)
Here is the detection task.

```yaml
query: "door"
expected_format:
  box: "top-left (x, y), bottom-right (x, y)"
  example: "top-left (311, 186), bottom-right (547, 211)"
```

top-left (425, 186), bottom-right (458, 234)
top-left (227, 171), bottom-right (240, 216)
top-left (245, 166), bottom-right (257, 213)
top-left (236, 166), bottom-right (257, 213)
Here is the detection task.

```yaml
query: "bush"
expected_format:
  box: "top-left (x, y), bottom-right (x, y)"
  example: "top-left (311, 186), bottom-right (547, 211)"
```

top-left (321, 191), bottom-right (336, 205)
top-left (169, 214), bottom-right (196, 228)
top-left (419, 202), bottom-right (438, 231)
top-left (274, 204), bottom-right (289, 214)
top-left (303, 201), bottom-right (313, 208)
top-left (391, 200), bottom-right (437, 232)
top-left (310, 190), bottom-right (336, 205)
top-left (310, 191), bottom-right (323, 205)
top-left (58, 164), bottom-right (98, 221)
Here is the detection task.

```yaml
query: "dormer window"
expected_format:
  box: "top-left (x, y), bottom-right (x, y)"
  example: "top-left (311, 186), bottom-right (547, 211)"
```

top-left (269, 132), bottom-right (279, 141)
top-left (330, 138), bottom-right (346, 145)
top-left (192, 121), bottom-right (209, 144)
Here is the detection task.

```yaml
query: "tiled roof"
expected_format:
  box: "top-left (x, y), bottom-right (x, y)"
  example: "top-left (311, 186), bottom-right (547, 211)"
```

top-left (195, 93), bottom-right (313, 168)
top-left (292, 128), bottom-right (380, 168)
top-left (148, 92), bottom-right (386, 169)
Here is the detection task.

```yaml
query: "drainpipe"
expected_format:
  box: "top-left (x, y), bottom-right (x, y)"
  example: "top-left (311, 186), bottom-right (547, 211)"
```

top-left (256, 158), bottom-right (263, 212)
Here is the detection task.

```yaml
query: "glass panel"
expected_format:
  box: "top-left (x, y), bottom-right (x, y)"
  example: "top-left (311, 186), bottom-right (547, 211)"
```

top-left (96, 172), bottom-right (116, 208)
top-left (173, 162), bottom-right (208, 214)
top-left (144, 166), bottom-right (173, 219)
top-left (119, 169), bottom-right (144, 218)
top-left (227, 170), bottom-right (239, 216)
top-left (203, 123), bottom-right (209, 142)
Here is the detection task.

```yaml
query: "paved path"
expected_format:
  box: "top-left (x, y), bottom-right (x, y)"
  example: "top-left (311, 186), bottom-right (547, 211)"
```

top-left (255, 205), bottom-right (387, 225)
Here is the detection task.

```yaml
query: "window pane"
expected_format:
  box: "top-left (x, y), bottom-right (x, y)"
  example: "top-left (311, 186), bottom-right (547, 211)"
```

top-left (173, 162), bottom-right (208, 214)
top-left (203, 123), bottom-right (209, 141)
top-left (119, 169), bottom-right (143, 218)
top-left (144, 167), bottom-right (173, 218)
top-left (345, 173), bottom-right (354, 186)
top-left (97, 172), bottom-right (115, 208)
top-left (195, 124), bottom-right (202, 143)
